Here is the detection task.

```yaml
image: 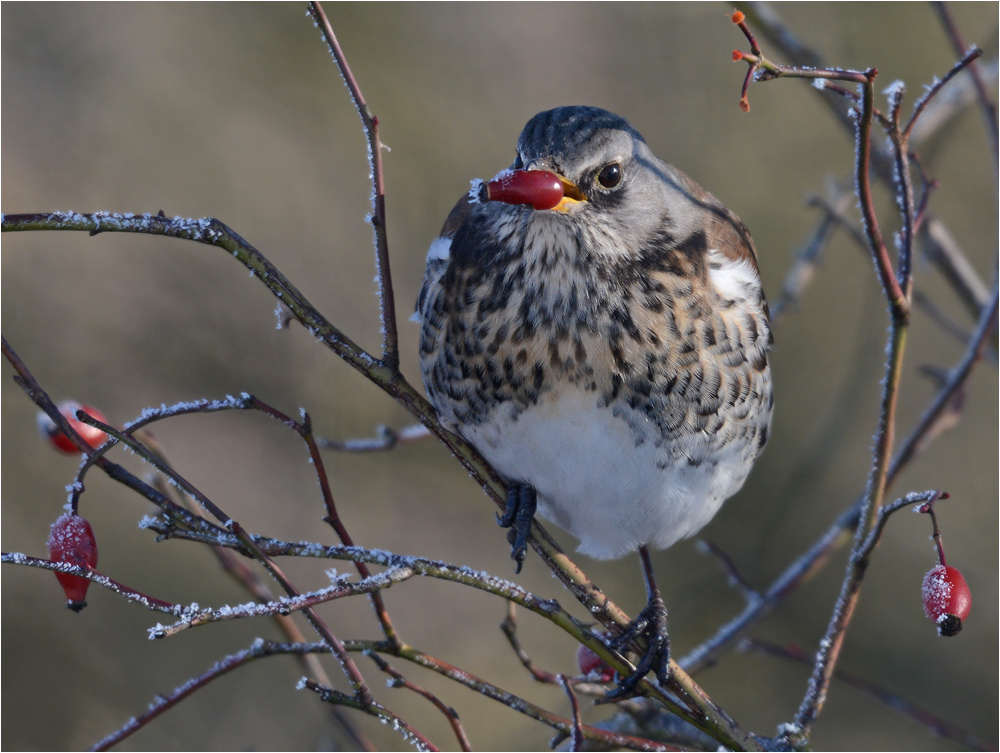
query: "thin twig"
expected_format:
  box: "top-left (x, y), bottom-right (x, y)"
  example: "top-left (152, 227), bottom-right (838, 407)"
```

top-left (308, 1), bottom-right (399, 371)
top-left (697, 540), bottom-right (761, 602)
top-left (931, 2), bottom-right (999, 177)
top-left (138, 432), bottom-right (370, 750)
top-left (500, 601), bottom-right (563, 684)
top-left (303, 678), bottom-right (437, 751)
top-left (902, 46), bottom-right (984, 141)
top-left (90, 639), bottom-right (332, 751)
top-left (240, 397), bottom-right (400, 644)
top-left (0, 553), bottom-right (179, 613)
top-left (366, 652), bottom-right (473, 752)
top-left (913, 290), bottom-right (997, 363)
top-left (68, 408), bottom-right (375, 705)
top-left (558, 675), bottom-right (585, 752)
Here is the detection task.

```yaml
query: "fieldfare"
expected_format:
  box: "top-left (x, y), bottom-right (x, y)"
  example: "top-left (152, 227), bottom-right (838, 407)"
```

top-left (415, 106), bottom-right (773, 693)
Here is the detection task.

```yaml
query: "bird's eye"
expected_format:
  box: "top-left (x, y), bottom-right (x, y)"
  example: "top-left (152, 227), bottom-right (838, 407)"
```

top-left (597, 162), bottom-right (622, 188)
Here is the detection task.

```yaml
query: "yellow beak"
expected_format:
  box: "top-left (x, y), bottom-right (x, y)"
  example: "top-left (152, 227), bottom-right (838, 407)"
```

top-left (553, 175), bottom-right (586, 212)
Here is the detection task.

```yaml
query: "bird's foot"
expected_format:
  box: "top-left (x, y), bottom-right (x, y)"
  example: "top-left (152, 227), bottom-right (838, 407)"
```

top-left (497, 482), bottom-right (536, 574)
top-left (605, 594), bottom-right (672, 699)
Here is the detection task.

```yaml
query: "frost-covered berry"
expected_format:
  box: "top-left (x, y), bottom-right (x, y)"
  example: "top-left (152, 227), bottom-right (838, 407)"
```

top-left (485, 170), bottom-right (565, 211)
top-left (37, 402), bottom-right (108, 454)
top-left (921, 564), bottom-right (971, 637)
top-left (576, 643), bottom-right (615, 683)
top-left (48, 514), bottom-right (99, 612)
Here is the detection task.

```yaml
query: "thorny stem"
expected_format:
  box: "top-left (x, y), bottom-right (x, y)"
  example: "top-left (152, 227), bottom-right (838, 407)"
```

top-left (308, 1), bottom-right (399, 372)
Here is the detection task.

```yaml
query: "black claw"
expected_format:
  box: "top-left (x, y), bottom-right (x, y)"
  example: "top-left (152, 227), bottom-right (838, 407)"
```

top-left (497, 482), bottom-right (536, 573)
top-left (605, 595), bottom-right (672, 698)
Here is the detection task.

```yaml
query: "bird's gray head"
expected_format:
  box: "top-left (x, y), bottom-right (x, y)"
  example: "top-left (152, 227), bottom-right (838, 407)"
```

top-left (515, 106), bottom-right (646, 174)
top-left (504, 106), bottom-right (710, 254)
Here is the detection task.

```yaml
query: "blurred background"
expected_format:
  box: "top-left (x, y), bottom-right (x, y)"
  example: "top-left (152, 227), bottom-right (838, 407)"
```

top-left (2, 3), bottom-right (996, 751)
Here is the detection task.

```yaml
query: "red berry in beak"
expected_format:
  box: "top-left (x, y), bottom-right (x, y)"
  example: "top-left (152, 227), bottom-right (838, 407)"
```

top-left (922, 564), bottom-right (971, 637)
top-left (485, 170), bottom-right (564, 210)
top-left (38, 402), bottom-right (109, 454)
top-left (48, 514), bottom-right (99, 612)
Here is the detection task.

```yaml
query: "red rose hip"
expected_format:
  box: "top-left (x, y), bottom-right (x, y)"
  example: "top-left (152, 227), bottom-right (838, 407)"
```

top-left (485, 170), bottom-right (565, 210)
top-left (38, 401), bottom-right (109, 454)
top-left (48, 514), bottom-right (99, 612)
top-left (921, 564), bottom-right (971, 637)
top-left (576, 643), bottom-right (615, 683)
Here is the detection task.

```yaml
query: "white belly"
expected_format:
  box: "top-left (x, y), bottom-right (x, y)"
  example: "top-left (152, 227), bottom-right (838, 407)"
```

top-left (461, 387), bottom-right (752, 560)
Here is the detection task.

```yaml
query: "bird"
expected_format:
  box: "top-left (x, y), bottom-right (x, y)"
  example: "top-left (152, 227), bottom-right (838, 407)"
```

top-left (414, 106), bottom-right (772, 693)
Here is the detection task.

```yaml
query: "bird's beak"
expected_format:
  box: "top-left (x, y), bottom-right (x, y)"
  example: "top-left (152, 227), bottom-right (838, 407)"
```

top-left (552, 175), bottom-right (586, 212)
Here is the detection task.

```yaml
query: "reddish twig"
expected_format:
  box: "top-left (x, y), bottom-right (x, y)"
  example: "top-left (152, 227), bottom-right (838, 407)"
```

top-left (0, 553), bottom-right (178, 613)
top-left (558, 675), bottom-right (585, 752)
top-left (500, 601), bottom-right (563, 684)
top-left (902, 46), bottom-right (984, 140)
top-left (238, 397), bottom-right (400, 644)
top-left (365, 652), bottom-right (473, 752)
top-left (931, 2), bottom-right (999, 175)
